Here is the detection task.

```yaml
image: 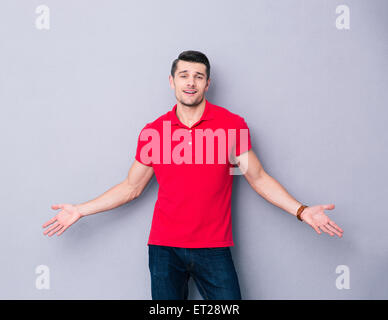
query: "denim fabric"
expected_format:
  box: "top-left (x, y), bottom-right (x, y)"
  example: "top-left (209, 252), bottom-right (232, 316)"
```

top-left (148, 244), bottom-right (242, 300)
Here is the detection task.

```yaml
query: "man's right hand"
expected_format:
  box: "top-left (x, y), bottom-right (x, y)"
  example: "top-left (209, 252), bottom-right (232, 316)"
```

top-left (42, 160), bottom-right (155, 237)
top-left (42, 204), bottom-right (82, 237)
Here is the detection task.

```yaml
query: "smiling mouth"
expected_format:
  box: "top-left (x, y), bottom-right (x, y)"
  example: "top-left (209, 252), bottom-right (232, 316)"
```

top-left (183, 90), bottom-right (197, 95)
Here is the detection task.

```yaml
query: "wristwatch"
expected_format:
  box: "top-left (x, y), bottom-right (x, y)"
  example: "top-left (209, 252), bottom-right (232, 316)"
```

top-left (296, 205), bottom-right (308, 221)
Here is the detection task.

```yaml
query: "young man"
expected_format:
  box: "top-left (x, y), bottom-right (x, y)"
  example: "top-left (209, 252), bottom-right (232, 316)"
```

top-left (42, 50), bottom-right (344, 300)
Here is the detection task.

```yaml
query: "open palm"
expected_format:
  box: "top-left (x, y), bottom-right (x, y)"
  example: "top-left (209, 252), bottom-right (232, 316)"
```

top-left (42, 204), bottom-right (82, 236)
top-left (301, 204), bottom-right (343, 237)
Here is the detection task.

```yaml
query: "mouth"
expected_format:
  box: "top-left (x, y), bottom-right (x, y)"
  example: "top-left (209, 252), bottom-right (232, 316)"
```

top-left (183, 89), bottom-right (197, 96)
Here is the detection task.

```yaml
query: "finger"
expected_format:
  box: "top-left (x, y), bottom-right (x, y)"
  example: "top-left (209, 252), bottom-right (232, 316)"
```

top-left (322, 204), bottom-right (335, 210)
top-left (56, 225), bottom-right (69, 236)
top-left (42, 216), bottom-right (57, 228)
top-left (44, 222), bottom-right (60, 235)
top-left (325, 223), bottom-right (342, 237)
top-left (48, 224), bottom-right (63, 237)
top-left (319, 225), bottom-right (334, 236)
top-left (51, 204), bottom-right (64, 210)
top-left (328, 220), bottom-right (343, 233)
top-left (310, 224), bottom-right (321, 234)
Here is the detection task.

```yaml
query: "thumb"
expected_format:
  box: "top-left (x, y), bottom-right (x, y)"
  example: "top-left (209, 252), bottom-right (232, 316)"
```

top-left (322, 204), bottom-right (335, 210)
top-left (51, 204), bottom-right (64, 210)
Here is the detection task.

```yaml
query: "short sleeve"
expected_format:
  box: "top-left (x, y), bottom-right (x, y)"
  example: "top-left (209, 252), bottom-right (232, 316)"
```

top-left (234, 116), bottom-right (252, 157)
top-left (134, 123), bottom-right (154, 167)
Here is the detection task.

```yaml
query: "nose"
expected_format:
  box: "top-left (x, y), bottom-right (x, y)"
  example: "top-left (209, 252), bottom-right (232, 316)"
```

top-left (186, 75), bottom-right (195, 87)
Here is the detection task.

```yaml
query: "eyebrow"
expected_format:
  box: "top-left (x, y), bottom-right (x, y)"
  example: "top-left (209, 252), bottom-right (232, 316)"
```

top-left (177, 70), bottom-right (205, 76)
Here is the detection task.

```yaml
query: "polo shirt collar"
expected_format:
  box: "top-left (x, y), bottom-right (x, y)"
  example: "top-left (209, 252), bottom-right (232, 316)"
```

top-left (169, 99), bottom-right (215, 126)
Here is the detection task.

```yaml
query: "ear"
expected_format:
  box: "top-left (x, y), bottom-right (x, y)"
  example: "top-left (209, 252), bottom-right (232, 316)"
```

top-left (205, 77), bottom-right (210, 92)
top-left (168, 75), bottom-right (175, 90)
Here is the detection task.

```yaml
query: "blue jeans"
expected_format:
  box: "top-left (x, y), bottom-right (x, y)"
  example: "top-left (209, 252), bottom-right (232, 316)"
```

top-left (148, 244), bottom-right (242, 300)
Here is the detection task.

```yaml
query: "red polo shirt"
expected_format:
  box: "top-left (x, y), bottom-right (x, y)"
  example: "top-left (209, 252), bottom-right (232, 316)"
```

top-left (135, 99), bottom-right (252, 248)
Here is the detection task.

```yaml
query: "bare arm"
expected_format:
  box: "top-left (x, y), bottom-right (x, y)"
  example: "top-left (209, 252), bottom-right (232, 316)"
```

top-left (236, 149), bottom-right (302, 216)
top-left (236, 149), bottom-right (343, 237)
top-left (42, 160), bottom-right (154, 236)
top-left (76, 160), bottom-right (154, 217)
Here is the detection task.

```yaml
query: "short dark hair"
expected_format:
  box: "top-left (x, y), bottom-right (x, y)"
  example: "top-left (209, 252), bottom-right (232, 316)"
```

top-left (171, 50), bottom-right (210, 80)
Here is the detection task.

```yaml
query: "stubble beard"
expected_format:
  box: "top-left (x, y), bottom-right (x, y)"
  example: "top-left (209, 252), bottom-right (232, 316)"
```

top-left (177, 92), bottom-right (205, 108)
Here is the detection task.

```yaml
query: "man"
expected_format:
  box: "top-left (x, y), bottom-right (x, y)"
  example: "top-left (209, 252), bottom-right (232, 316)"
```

top-left (42, 50), bottom-right (344, 300)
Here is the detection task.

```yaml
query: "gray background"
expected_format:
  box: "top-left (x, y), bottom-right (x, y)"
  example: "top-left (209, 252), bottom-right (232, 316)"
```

top-left (0, 0), bottom-right (387, 299)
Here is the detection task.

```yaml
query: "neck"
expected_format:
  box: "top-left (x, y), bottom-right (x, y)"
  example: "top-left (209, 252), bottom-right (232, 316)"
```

top-left (175, 98), bottom-right (206, 128)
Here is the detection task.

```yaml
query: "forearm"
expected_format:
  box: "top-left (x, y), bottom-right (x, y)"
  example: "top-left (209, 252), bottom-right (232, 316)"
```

top-left (251, 172), bottom-right (302, 217)
top-left (75, 180), bottom-right (136, 217)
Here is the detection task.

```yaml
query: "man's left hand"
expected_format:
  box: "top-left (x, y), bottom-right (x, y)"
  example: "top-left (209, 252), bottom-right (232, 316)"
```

top-left (300, 204), bottom-right (343, 237)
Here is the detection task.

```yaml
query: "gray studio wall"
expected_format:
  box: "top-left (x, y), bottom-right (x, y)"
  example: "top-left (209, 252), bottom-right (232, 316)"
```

top-left (0, 0), bottom-right (387, 299)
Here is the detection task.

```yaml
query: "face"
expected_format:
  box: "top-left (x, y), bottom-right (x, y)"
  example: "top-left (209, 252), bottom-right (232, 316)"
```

top-left (169, 60), bottom-right (210, 107)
